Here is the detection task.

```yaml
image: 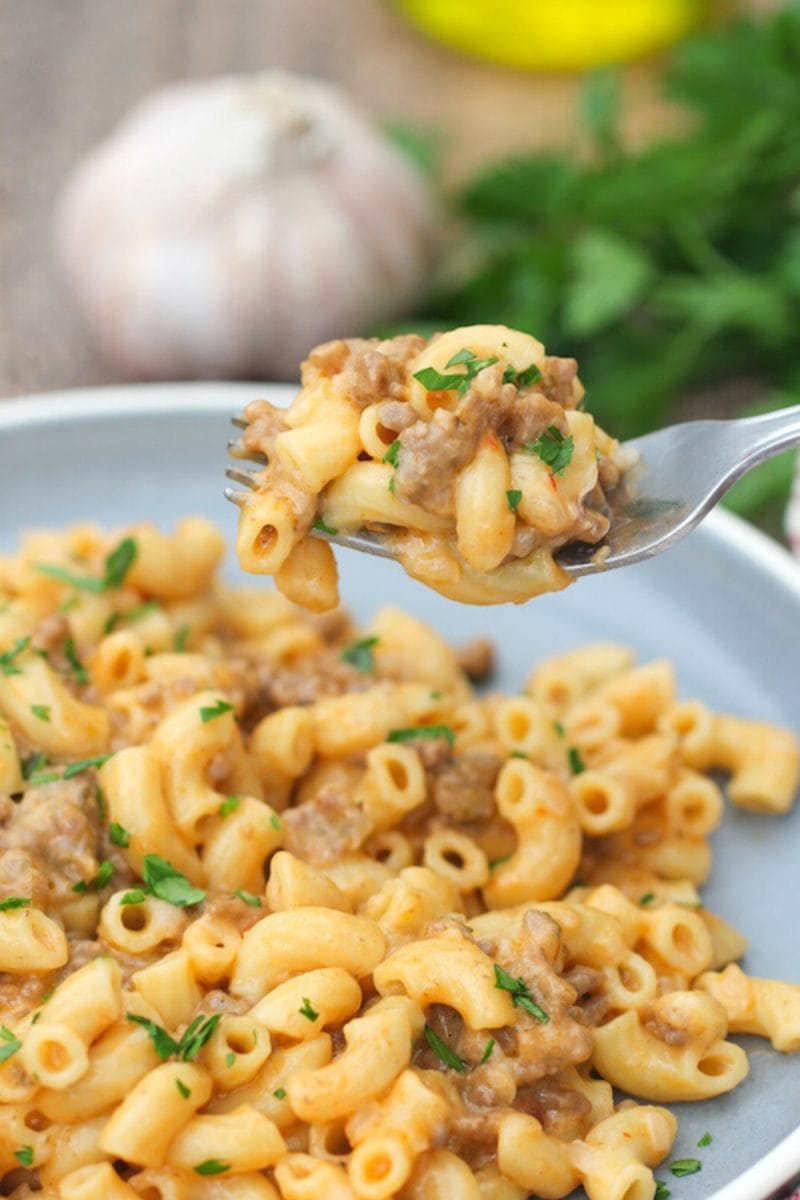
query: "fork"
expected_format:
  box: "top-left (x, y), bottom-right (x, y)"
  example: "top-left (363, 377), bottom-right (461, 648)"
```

top-left (225, 405), bottom-right (800, 578)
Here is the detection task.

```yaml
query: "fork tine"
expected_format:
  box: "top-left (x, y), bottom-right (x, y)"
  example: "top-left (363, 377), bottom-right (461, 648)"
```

top-left (230, 413), bottom-right (248, 430)
top-left (227, 437), bottom-right (268, 466)
top-left (224, 485), bottom-right (249, 508)
top-left (225, 464), bottom-right (262, 490)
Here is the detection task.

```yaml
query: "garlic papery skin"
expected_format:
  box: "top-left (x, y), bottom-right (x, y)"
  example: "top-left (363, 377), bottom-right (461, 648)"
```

top-left (57, 73), bottom-right (440, 381)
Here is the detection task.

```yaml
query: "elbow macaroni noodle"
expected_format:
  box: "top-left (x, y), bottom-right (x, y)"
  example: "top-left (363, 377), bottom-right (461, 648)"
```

top-left (0, 517), bottom-right (797, 1198)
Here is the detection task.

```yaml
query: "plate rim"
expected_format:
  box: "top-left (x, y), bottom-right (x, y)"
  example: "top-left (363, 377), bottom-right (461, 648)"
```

top-left (2, 380), bottom-right (800, 1199)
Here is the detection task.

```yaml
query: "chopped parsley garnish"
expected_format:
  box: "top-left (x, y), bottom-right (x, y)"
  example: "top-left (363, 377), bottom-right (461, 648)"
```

top-left (494, 964), bottom-right (549, 1023)
top-left (194, 1160), bottom-right (230, 1177)
top-left (414, 348), bottom-right (500, 398)
top-left (120, 889), bottom-right (147, 906)
top-left (0, 637), bottom-right (30, 676)
top-left (218, 796), bottom-right (241, 817)
top-left (109, 823), bottom-right (130, 848)
top-left (199, 699), bottom-right (234, 723)
top-left (654, 1182), bottom-right (671, 1200)
top-left (176, 1078), bottom-right (191, 1099)
top-left (62, 637), bottom-right (89, 685)
top-left (479, 1037), bottom-right (495, 1065)
top-left (639, 891), bottom-right (656, 906)
top-left (313, 517), bottom-right (338, 537)
top-left (697, 1132), bottom-right (713, 1148)
top-left (506, 489), bottom-right (523, 513)
top-left (299, 997), bottom-right (319, 1022)
top-left (126, 1012), bottom-right (221, 1061)
top-left (37, 536), bottom-right (138, 594)
top-left (509, 750), bottom-right (528, 759)
top-left (340, 636), bottom-right (379, 674)
top-left (503, 363), bottom-right (542, 388)
top-left (30, 705), bottom-right (51, 722)
top-left (21, 752), bottom-right (47, 780)
top-left (387, 724), bottom-right (455, 746)
top-left (225, 1051), bottom-right (236, 1068)
top-left (382, 439), bottom-right (401, 468)
top-left (424, 1025), bottom-right (468, 1073)
top-left (14, 1146), bottom-right (33, 1167)
top-left (553, 720), bottom-right (565, 736)
top-left (174, 625), bottom-right (190, 652)
top-left (73, 860), bottom-right (114, 894)
top-left (273, 1087), bottom-right (287, 1100)
top-left (567, 746), bottom-right (586, 775)
top-left (0, 897), bottom-right (31, 912)
top-left (63, 754), bottom-right (113, 779)
top-left (0, 1026), bottom-right (22, 1065)
top-left (524, 426), bottom-right (575, 476)
top-left (669, 1159), bottom-right (702, 1178)
top-left (488, 853), bottom-right (512, 872)
top-left (269, 813), bottom-right (281, 831)
top-left (142, 855), bottom-right (205, 908)
top-left (234, 889), bottom-right (261, 907)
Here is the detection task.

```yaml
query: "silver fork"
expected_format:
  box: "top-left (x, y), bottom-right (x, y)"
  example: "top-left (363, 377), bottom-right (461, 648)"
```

top-left (225, 405), bottom-right (800, 578)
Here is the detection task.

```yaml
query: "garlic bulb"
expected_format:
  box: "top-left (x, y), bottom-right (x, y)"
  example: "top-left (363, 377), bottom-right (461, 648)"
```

top-left (58, 73), bottom-right (439, 381)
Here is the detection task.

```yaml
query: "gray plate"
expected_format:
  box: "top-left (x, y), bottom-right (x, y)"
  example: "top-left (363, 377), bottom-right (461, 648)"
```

top-left (1, 382), bottom-right (799, 1200)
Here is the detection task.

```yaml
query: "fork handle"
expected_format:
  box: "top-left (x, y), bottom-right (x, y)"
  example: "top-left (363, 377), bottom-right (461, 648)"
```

top-left (733, 404), bottom-right (800, 468)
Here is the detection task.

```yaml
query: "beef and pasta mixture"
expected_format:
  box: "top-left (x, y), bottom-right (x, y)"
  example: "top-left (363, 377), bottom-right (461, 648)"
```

top-left (0, 520), bottom-right (798, 1200)
top-left (233, 325), bottom-right (636, 608)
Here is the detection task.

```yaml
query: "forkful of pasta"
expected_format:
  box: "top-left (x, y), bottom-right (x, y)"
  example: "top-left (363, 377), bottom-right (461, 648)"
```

top-left (225, 324), bottom-right (800, 611)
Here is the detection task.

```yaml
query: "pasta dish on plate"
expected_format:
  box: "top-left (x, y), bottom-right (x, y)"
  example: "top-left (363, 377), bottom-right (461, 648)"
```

top-left (0, 513), bottom-right (798, 1200)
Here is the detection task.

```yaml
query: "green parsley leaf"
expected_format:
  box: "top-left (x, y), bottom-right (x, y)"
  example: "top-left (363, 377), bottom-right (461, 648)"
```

top-left (234, 889), bottom-right (261, 907)
top-left (270, 813), bottom-right (281, 831)
top-left (423, 1025), bottom-right (468, 1073)
top-left (524, 426), bottom-right (575, 476)
top-left (488, 853), bottom-right (512, 872)
top-left (225, 1051), bottom-right (236, 1068)
top-left (103, 537), bottom-right (138, 589)
top-left (654, 1182), bottom-right (671, 1200)
top-left (494, 964), bottom-right (549, 1023)
top-left (173, 625), bottom-right (190, 652)
top-left (506, 489), bottom-right (523, 512)
top-left (0, 637), bottom-right (30, 676)
top-left (567, 746), bottom-right (586, 775)
top-left (697, 1132), bottom-right (713, 1148)
top-left (299, 997), bottom-right (319, 1022)
top-left (63, 754), bottom-right (113, 779)
top-left (73, 860), bottom-right (113, 894)
top-left (313, 516), bottom-right (338, 537)
top-left (218, 796), bottom-right (241, 817)
top-left (142, 855), bottom-right (205, 908)
top-left (670, 1159), bottom-right (702, 1178)
top-left (387, 724), bottom-right (455, 746)
top-left (30, 704), bottom-right (51, 722)
top-left (273, 1086), bottom-right (287, 1100)
top-left (176, 1078), bottom-right (191, 1099)
top-left (414, 350), bottom-right (500, 400)
top-left (382, 439), bottom-right (401, 468)
top-left (0, 897), bottom-right (31, 912)
top-left (126, 600), bottom-right (161, 623)
top-left (553, 720), bottom-right (565, 736)
top-left (340, 636), bottom-right (379, 674)
top-left (109, 823), bottom-right (130, 848)
top-left (14, 1145), bottom-right (33, 1167)
top-left (0, 1026), bottom-right (21, 1066)
top-left (62, 637), bottom-right (88, 685)
top-left (176, 1014), bottom-right (221, 1061)
top-left (199, 699), bottom-right (234, 723)
top-left (21, 752), bottom-right (47, 780)
top-left (103, 613), bottom-right (121, 635)
top-left (120, 889), bottom-right (147, 906)
top-left (29, 769), bottom-right (60, 785)
top-left (194, 1160), bottom-right (230, 1177)
top-left (388, 472), bottom-right (397, 494)
top-left (479, 1037), bottom-right (495, 1065)
top-left (639, 891), bottom-right (656, 906)
top-left (509, 750), bottom-right (528, 759)
top-left (503, 363), bottom-right (542, 387)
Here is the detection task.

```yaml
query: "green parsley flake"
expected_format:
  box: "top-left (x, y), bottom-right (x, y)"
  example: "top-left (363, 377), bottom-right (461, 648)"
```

top-left (506, 489), bottom-right (523, 513)
top-left (30, 705), bottom-right (51, 722)
top-left (479, 1037), bottom-right (495, 1065)
top-left (654, 1182), bottom-right (671, 1200)
top-left (382, 439), bottom-right (401, 468)
top-left (174, 625), bottom-right (190, 652)
top-left (73, 860), bottom-right (114, 894)
top-left (21, 752), bottom-right (47, 780)
top-left (0, 637), bottom-right (30, 676)
top-left (109, 823), bottom-right (130, 848)
top-left (340, 636), bottom-right (379, 674)
top-left (524, 426), bottom-right (575, 476)
top-left (0, 1026), bottom-right (22, 1066)
top-left (299, 997), bottom-right (319, 1022)
top-left (553, 720), bottom-right (565, 736)
top-left (127, 1012), bottom-right (221, 1062)
top-left (567, 746), bottom-right (586, 775)
top-left (639, 892), bottom-right (656, 906)
top-left (503, 363), bottom-right (542, 387)
top-left (120, 889), bottom-right (147, 906)
top-left (225, 1051), bottom-right (236, 1068)
top-left (37, 537), bottom-right (138, 594)
top-left (670, 1158), bottom-right (702, 1178)
top-left (509, 750), bottom-right (528, 759)
top-left (194, 1160), bottom-right (230, 1177)
top-left (414, 348), bottom-right (500, 399)
top-left (142, 855), bottom-right (205, 908)
top-left (176, 1079), bottom-right (191, 1099)
top-left (63, 754), bottom-right (113, 780)
top-left (697, 1132), bottom-right (713, 1148)
top-left (218, 796), bottom-right (241, 817)
top-left (14, 1145), bottom-right (33, 1167)
top-left (63, 637), bottom-right (89, 685)
top-left (234, 889), bottom-right (261, 907)
top-left (387, 725), bottom-right (455, 747)
top-left (0, 897), bottom-right (31, 912)
top-left (273, 1086), bottom-right (287, 1100)
top-left (494, 964), bottom-right (549, 1023)
top-left (423, 1025), bottom-right (468, 1073)
top-left (488, 853), bottom-right (512, 872)
top-left (199, 699), bottom-right (234, 723)
top-left (313, 516), bottom-right (338, 537)
top-left (270, 813), bottom-right (281, 831)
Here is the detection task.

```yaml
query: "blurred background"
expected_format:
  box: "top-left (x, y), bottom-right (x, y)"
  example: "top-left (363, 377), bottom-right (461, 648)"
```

top-left (2, 0), bottom-right (798, 536)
